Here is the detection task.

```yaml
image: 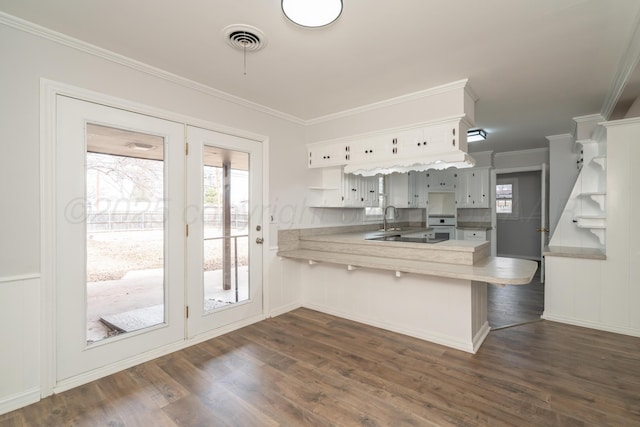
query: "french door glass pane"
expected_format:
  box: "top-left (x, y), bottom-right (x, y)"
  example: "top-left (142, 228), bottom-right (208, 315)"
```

top-left (85, 124), bottom-right (165, 343)
top-left (203, 145), bottom-right (249, 312)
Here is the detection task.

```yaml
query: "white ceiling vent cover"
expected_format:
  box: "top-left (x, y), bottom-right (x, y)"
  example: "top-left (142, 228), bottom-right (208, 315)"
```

top-left (223, 25), bottom-right (267, 51)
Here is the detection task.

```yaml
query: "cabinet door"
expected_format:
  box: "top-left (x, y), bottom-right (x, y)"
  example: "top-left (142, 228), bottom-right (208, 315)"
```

top-left (475, 169), bottom-right (490, 208)
top-left (387, 173), bottom-right (411, 207)
top-left (395, 128), bottom-right (429, 158)
top-left (408, 172), bottom-right (428, 208)
top-left (308, 143), bottom-right (348, 168)
top-left (363, 176), bottom-right (380, 207)
top-left (342, 173), bottom-right (360, 207)
top-left (455, 169), bottom-right (468, 208)
top-left (349, 134), bottom-right (393, 163)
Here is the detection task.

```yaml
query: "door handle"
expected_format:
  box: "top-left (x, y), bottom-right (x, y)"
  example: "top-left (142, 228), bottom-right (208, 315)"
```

top-left (536, 228), bottom-right (549, 232)
top-left (256, 237), bottom-right (264, 244)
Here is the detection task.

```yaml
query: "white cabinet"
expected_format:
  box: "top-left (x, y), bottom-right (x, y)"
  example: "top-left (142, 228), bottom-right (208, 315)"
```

top-left (308, 167), bottom-right (379, 208)
top-left (307, 142), bottom-right (350, 168)
top-left (455, 167), bottom-right (490, 208)
top-left (425, 169), bottom-right (458, 192)
top-left (387, 172), bottom-right (428, 208)
top-left (457, 229), bottom-right (487, 241)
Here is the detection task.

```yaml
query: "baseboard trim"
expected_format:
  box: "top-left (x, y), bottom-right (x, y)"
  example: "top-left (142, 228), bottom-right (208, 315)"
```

top-left (269, 302), bottom-right (302, 318)
top-left (303, 302), bottom-right (478, 353)
top-left (472, 321), bottom-right (491, 353)
top-left (542, 312), bottom-right (640, 338)
top-left (0, 387), bottom-right (40, 416)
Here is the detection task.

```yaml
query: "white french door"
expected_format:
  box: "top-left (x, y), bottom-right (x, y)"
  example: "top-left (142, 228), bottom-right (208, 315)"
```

top-left (56, 95), bottom-right (186, 383)
top-left (185, 126), bottom-right (264, 338)
top-left (54, 95), bottom-right (265, 386)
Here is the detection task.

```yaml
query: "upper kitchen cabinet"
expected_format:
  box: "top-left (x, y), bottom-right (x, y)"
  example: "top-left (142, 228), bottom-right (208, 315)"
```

top-left (307, 141), bottom-right (351, 168)
top-left (306, 116), bottom-right (474, 176)
top-left (456, 167), bottom-right (490, 208)
top-left (387, 172), bottom-right (428, 208)
top-left (426, 169), bottom-right (458, 192)
top-left (308, 167), bottom-right (379, 208)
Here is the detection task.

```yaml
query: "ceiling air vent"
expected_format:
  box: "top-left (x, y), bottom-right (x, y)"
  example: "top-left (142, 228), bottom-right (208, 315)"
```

top-left (223, 25), bottom-right (267, 51)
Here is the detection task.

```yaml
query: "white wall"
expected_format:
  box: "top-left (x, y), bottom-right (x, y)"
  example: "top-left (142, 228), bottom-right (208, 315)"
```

top-left (547, 134), bottom-right (579, 235)
top-left (494, 147), bottom-right (549, 170)
top-left (0, 17), bottom-right (310, 412)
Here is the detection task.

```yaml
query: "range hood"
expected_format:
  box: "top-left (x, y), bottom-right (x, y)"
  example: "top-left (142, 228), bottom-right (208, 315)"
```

top-left (344, 150), bottom-right (475, 176)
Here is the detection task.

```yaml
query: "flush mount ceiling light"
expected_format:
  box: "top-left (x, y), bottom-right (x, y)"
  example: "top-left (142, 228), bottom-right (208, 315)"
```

top-left (282, 0), bottom-right (343, 27)
top-left (467, 129), bottom-right (487, 142)
top-left (127, 142), bottom-right (155, 151)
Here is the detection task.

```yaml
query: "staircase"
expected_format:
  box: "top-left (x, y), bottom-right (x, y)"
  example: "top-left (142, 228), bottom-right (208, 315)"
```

top-left (548, 115), bottom-right (606, 251)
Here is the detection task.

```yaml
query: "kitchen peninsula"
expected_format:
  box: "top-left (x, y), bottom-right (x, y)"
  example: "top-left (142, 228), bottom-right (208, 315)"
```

top-left (278, 224), bottom-right (537, 353)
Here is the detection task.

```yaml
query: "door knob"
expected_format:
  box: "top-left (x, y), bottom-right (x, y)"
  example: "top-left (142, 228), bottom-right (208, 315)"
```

top-left (256, 237), bottom-right (264, 244)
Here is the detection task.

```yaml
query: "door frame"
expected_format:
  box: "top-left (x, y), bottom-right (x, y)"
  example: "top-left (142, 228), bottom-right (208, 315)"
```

top-left (490, 164), bottom-right (549, 280)
top-left (40, 79), bottom-right (270, 396)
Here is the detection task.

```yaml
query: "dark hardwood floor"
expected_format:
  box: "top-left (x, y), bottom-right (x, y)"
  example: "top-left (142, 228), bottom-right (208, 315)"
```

top-left (488, 264), bottom-right (545, 329)
top-left (2, 307), bottom-right (640, 426)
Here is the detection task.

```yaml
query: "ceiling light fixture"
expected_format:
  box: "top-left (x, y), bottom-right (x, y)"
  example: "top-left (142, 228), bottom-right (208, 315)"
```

top-left (467, 129), bottom-right (487, 142)
top-left (282, 0), bottom-right (343, 28)
top-left (127, 142), bottom-right (155, 151)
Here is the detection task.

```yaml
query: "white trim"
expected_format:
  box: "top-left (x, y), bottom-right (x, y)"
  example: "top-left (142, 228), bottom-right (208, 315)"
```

top-left (493, 147), bottom-right (549, 161)
top-left (54, 313), bottom-right (266, 394)
top-left (546, 133), bottom-right (573, 143)
top-left (306, 79), bottom-right (472, 125)
top-left (0, 388), bottom-right (40, 416)
top-left (269, 302), bottom-right (303, 318)
top-left (0, 12), bottom-right (304, 125)
top-left (0, 273), bottom-right (40, 284)
top-left (1, 12), bottom-right (478, 129)
top-left (600, 8), bottom-right (640, 120)
top-left (541, 313), bottom-right (640, 339)
top-left (40, 79), bottom-right (271, 397)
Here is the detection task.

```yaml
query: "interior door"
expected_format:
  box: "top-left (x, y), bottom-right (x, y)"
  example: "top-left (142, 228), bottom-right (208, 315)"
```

top-left (55, 95), bottom-right (186, 383)
top-left (186, 126), bottom-right (264, 338)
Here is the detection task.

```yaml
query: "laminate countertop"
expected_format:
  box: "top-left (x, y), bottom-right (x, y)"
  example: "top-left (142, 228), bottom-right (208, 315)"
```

top-left (278, 226), bottom-right (537, 286)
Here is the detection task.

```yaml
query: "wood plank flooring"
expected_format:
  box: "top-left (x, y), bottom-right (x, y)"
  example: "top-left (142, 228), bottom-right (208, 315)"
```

top-left (2, 307), bottom-right (640, 426)
top-left (488, 266), bottom-right (544, 329)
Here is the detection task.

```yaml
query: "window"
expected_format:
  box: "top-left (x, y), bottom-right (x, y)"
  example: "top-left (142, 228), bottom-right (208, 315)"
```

top-left (496, 178), bottom-right (518, 218)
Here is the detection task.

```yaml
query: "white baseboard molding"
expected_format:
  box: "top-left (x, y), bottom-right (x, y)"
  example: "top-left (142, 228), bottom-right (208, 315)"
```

top-left (269, 301), bottom-right (302, 318)
top-left (0, 387), bottom-right (40, 416)
top-left (303, 302), bottom-right (479, 354)
top-left (542, 312), bottom-right (640, 338)
top-left (472, 321), bottom-right (491, 353)
top-left (54, 313), bottom-right (266, 395)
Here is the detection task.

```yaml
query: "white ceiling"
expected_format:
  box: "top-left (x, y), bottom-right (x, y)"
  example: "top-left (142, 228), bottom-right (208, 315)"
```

top-left (2, 0), bottom-right (640, 153)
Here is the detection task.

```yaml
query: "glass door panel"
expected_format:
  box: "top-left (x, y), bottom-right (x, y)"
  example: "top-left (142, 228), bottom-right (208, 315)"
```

top-left (203, 146), bottom-right (249, 312)
top-left (85, 124), bottom-right (165, 343)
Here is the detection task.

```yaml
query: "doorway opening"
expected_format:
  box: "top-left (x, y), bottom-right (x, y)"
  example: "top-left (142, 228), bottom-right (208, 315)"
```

top-left (489, 168), bottom-right (547, 329)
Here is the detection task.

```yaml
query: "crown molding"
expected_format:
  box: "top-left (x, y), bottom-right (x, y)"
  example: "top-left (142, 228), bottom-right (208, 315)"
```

top-left (1, 11), bottom-right (475, 128)
top-left (600, 8), bottom-right (640, 120)
top-left (546, 133), bottom-right (573, 143)
top-left (305, 79), bottom-right (471, 125)
top-left (0, 11), bottom-right (306, 125)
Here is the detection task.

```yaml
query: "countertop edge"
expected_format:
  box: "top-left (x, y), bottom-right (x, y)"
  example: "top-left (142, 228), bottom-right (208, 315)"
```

top-left (278, 249), bottom-right (537, 286)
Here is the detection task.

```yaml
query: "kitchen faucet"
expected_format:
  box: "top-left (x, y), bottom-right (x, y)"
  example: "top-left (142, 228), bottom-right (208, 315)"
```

top-left (383, 205), bottom-right (398, 231)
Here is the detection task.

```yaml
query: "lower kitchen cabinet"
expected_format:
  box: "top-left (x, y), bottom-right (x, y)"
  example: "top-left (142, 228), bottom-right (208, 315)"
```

top-left (457, 229), bottom-right (488, 241)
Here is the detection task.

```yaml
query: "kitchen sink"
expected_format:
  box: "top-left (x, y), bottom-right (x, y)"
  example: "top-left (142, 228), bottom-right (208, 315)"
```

top-left (366, 235), bottom-right (446, 244)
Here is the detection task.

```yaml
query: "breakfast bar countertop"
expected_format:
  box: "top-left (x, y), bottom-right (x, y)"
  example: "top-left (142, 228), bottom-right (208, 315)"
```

top-left (277, 225), bottom-right (538, 286)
